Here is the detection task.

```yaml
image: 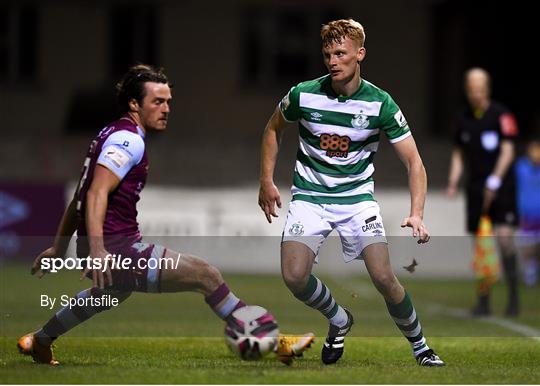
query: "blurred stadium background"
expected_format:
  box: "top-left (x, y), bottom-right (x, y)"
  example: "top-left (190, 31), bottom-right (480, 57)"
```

top-left (1, 1), bottom-right (539, 382)
top-left (1, 0), bottom-right (537, 268)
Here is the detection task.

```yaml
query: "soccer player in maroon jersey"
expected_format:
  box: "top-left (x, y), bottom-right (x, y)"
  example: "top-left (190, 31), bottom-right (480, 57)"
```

top-left (17, 64), bottom-right (313, 366)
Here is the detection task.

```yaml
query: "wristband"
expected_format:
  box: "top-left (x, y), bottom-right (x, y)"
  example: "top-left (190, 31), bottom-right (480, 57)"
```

top-left (485, 175), bottom-right (502, 191)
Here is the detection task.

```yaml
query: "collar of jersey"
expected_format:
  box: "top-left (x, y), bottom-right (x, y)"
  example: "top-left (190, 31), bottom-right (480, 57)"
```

top-left (323, 75), bottom-right (366, 102)
top-left (119, 115), bottom-right (145, 139)
top-left (136, 126), bottom-right (145, 138)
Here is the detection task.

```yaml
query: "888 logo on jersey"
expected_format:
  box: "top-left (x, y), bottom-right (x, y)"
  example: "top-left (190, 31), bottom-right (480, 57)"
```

top-left (319, 134), bottom-right (351, 158)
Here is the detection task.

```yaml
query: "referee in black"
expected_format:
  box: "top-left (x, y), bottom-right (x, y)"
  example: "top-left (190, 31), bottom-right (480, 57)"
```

top-left (446, 67), bottom-right (520, 316)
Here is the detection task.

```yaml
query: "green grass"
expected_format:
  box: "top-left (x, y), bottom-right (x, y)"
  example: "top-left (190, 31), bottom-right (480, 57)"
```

top-left (2, 337), bottom-right (539, 384)
top-left (1, 263), bottom-right (539, 383)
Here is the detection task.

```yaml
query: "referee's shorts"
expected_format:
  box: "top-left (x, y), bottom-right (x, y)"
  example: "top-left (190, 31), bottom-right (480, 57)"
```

top-left (466, 184), bottom-right (518, 233)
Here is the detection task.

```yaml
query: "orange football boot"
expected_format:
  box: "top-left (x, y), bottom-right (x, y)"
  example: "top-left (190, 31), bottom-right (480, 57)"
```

top-left (17, 333), bottom-right (59, 366)
top-left (275, 332), bottom-right (315, 365)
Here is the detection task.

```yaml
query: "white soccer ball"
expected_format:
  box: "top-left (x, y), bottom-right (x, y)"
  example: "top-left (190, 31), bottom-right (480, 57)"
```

top-left (224, 305), bottom-right (279, 360)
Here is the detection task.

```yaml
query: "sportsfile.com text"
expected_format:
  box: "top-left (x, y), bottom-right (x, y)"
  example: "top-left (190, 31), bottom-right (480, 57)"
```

top-left (39, 254), bottom-right (181, 273)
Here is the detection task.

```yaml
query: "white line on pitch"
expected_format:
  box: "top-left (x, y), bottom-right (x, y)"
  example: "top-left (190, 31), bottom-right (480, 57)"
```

top-left (336, 277), bottom-right (540, 343)
top-left (427, 304), bottom-right (540, 342)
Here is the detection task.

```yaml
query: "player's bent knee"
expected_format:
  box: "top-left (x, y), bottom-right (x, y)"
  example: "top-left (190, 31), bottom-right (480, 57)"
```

top-left (282, 269), bottom-right (308, 285)
top-left (282, 269), bottom-right (309, 293)
top-left (203, 264), bottom-right (223, 287)
top-left (373, 274), bottom-right (399, 294)
top-left (280, 242), bottom-right (314, 293)
top-left (181, 254), bottom-right (223, 287)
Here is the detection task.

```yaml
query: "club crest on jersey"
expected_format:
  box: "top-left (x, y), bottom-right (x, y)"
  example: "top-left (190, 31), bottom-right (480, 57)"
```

top-left (289, 222), bottom-right (304, 236)
top-left (351, 112), bottom-right (369, 129)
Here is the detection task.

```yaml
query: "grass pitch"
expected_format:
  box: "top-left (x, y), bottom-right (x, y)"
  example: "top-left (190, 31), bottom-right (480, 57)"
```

top-left (1, 263), bottom-right (539, 384)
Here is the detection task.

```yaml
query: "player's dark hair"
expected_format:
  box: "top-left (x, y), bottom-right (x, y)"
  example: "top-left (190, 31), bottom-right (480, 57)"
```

top-left (116, 64), bottom-right (170, 113)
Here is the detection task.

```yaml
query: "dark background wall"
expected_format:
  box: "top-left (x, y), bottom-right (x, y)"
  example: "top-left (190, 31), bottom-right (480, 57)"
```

top-left (431, 0), bottom-right (538, 138)
top-left (0, 0), bottom-right (536, 187)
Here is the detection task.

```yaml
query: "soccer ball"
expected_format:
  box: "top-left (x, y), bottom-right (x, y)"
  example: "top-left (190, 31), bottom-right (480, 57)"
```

top-left (224, 305), bottom-right (279, 360)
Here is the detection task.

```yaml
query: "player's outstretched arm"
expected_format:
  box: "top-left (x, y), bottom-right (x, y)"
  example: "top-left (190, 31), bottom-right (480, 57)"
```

top-left (482, 140), bottom-right (515, 212)
top-left (31, 196), bottom-right (78, 278)
top-left (392, 136), bottom-right (430, 244)
top-left (259, 106), bottom-right (288, 223)
top-left (446, 147), bottom-right (463, 198)
top-left (83, 164), bottom-right (121, 289)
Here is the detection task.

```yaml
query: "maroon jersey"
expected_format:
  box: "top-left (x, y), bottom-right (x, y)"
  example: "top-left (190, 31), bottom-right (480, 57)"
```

top-left (75, 116), bottom-right (147, 257)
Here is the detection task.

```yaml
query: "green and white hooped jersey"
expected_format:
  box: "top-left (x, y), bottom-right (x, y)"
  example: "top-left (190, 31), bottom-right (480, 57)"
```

top-left (279, 75), bottom-right (411, 205)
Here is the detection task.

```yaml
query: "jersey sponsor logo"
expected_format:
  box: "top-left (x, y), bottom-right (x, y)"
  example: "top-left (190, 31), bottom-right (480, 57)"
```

top-left (351, 112), bottom-right (369, 129)
top-left (289, 222), bottom-right (304, 236)
top-left (481, 131), bottom-right (499, 151)
top-left (122, 140), bottom-right (130, 147)
top-left (310, 112), bottom-right (323, 121)
top-left (319, 133), bottom-right (351, 158)
top-left (361, 221), bottom-right (383, 233)
top-left (499, 113), bottom-right (519, 137)
top-left (394, 110), bottom-right (408, 128)
top-left (102, 145), bottom-right (131, 168)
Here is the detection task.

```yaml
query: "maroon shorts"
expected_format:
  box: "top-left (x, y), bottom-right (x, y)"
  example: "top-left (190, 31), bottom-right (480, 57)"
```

top-left (83, 242), bottom-right (168, 292)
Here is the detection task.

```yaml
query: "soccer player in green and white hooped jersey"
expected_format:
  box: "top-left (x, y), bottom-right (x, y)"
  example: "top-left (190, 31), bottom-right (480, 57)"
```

top-left (258, 18), bottom-right (445, 366)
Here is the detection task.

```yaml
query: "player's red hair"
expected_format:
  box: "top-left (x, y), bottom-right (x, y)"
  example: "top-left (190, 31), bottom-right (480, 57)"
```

top-left (321, 19), bottom-right (365, 48)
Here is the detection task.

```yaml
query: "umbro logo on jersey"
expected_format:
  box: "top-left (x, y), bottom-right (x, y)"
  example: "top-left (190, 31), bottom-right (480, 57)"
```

top-left (311, 112), bottom-right (323, 121)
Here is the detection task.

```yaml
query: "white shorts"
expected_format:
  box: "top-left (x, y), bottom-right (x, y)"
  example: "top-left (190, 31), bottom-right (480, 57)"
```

top-left (282, 200), bottom-right (387, 262)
